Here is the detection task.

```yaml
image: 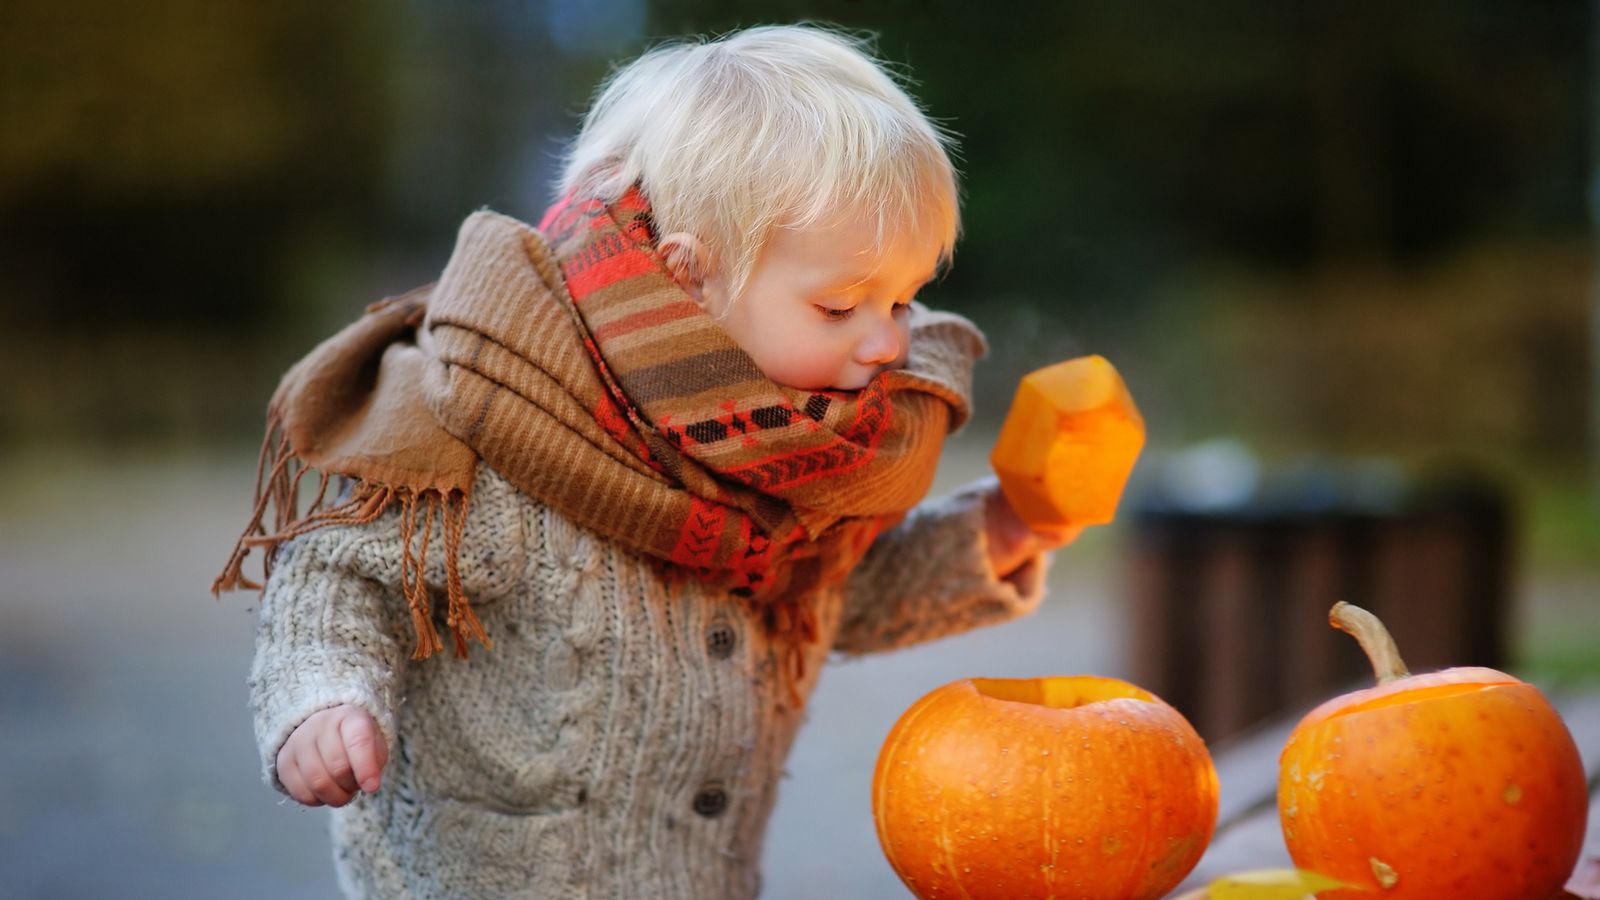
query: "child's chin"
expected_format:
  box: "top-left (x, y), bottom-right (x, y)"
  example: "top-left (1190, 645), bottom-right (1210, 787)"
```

top-left (819, 375), bottom-right (875, 392)
top-left (772, 375), bottom-right (862, 392)
top-left (831, 367), bottom-right (903, 392)
top-left (776, 366), bottom-right (894, 393)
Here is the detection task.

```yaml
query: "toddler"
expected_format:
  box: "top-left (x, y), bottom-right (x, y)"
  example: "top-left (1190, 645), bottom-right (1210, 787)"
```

top-left (218, 24), bottom-right (1068, 899)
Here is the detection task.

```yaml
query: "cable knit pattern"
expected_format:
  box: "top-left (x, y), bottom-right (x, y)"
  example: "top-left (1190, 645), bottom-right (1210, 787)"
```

top-left (249, 466), bottom-right (1044, 899)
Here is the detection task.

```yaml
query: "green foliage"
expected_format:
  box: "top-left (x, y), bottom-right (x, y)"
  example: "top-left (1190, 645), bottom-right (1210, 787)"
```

top-left (1132, 240), bottom-right (1592, 465)
top-left (649, 0), bottom-right (1589, 306)
top-left (0, 2), bottom-right (389, 197)
top-left (0, 0), bottom-right (393, 335)
top-left (0, 0), bottom-right (1594, 475)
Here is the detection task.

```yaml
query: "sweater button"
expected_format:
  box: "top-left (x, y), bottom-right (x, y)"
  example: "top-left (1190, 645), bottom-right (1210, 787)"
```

top-left (705, 621), bottom-right (738, 659)
top-left (692, 783), bottom-right (728, 818)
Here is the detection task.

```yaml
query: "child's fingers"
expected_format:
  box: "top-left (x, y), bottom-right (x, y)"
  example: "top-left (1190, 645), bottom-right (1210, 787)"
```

top-left (313, 722), bottom-right (360, 805)
top-left (278, 755), bottom-right (324, 808)
top-left (339, 709), bottom-right (387, 794)
top-left (1035, 523), bottom-right (1085, 548)
top-left (301, 751), bottom-right (356, 808)
top-left (274, 705), bottom-right (376, 807)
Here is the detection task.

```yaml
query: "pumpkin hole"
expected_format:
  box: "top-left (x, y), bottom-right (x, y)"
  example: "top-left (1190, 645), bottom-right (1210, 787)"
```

top-left (972, 677), bottom-right (1155, 709)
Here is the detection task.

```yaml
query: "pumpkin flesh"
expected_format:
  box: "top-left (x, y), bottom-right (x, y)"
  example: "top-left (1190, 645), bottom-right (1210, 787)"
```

top-left (990, 355), bottom-right (1145, 530)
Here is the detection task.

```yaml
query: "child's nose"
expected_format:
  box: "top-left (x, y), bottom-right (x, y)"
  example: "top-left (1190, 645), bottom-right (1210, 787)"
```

top-left (855, 319), bottom-right (905, 367)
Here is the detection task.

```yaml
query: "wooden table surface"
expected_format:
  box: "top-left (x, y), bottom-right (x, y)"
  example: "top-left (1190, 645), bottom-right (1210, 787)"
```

top-left (1173, 683), bottom-right (1600, 895)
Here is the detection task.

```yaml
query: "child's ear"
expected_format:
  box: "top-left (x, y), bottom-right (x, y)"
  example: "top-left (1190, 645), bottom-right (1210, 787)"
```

top-left (658, 232), bottom-right (710, 305)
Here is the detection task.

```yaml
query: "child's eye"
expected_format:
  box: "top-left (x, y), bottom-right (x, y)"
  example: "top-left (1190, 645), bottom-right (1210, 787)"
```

top-left (816, 305), bottom-right (854, 321)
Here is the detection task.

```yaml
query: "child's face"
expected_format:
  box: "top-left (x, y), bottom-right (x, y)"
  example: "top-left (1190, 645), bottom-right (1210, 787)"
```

top-left (701, 218), bottom-right (941, 392)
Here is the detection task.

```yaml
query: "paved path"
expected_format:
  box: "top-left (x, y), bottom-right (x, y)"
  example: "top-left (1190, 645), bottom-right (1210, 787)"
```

top-left (0, 435), bottom-right (1123, 899)
top-left (5, 439), bottom-right (1587, 898)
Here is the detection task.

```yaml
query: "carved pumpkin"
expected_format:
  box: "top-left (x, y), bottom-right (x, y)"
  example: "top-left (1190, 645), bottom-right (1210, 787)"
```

top-left (873, 675), bottom-right (1218, 899)
top-left (1278, 603), bottom-right (1587, 898)
top-left (990, 355), bottom-right (1145, 531)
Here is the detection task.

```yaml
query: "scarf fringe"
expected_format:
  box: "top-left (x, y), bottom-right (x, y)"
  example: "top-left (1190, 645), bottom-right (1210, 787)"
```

top-left (741, 591), bottom-right (820, 711)
top-left (213, 415), bottom-right (490, 662)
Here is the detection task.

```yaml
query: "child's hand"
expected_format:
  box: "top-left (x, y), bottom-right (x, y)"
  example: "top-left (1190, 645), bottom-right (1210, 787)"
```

top-left (277, 704), bottom-right (388, 807)
top-left (984, 486), bottom-right (1084, 579)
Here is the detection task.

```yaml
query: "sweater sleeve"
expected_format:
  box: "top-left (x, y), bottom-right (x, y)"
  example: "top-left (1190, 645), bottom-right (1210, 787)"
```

top-left (833, 476), bottom-right (1049, 655)
top-left (247, 522), bottom-right (410, 795)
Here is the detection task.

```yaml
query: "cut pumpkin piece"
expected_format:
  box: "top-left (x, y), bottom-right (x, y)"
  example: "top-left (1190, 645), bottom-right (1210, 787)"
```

top-left (990, 355), bottom-right (1145, 530)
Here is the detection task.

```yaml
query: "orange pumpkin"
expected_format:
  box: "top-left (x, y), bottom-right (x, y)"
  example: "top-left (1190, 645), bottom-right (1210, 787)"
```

top-left (1278, 603), bottom-right (1587, 898)
top-left (990, 355), bottom-right (1145, 531)
top-left (873, 676), bottom-right (1218, 899)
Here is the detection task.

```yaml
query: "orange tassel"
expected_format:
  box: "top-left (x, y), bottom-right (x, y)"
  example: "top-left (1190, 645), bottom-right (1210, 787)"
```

top-left (400, 492), bottom-right (444, 660)
top-left (442, 490), bottom-right (490, 657)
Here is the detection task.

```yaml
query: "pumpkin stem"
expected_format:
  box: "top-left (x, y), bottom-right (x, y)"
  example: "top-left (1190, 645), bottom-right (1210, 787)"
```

top-left (1329, 602), bottom-right (1410, 685)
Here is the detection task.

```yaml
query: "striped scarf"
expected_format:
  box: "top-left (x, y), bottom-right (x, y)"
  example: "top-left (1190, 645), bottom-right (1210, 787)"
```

top-left (215, 187), bottom-right (984, 685)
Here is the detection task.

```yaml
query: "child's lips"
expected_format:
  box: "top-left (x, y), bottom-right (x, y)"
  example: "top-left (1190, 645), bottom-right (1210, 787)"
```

top-left (833, 361), bottom-right (906, 392)
top-left (874, 356), bottom-right (910, 381)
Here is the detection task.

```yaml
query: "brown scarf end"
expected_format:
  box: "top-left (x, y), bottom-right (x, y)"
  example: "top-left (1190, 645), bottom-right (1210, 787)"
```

top-left (783, 644), bottom-right (808, 711)
top-left (396, 484), bottom-right (492, 661)
top-left (756, 599), bottom-right (819, 713)
top-left (210, 554), bottom-right (261, 596)
top-left (447, 599), bottom-right (491, 658)
top-left (217, 415), bottom-right (490, 663)
top-left (404, 557), bottom-right (490, 661)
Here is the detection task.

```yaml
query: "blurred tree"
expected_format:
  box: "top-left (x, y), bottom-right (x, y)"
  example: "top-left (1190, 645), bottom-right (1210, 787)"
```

top-left (645, 1), bottom-right (1586, 290)
top-left (0, 0), bottom-right (1590, 465)
top-left (0, 0), bottom-right (392, 334)
top-left (646, 1), bottom-right (1592, 464)
top-left (371, 1), bottom-right (634, 283)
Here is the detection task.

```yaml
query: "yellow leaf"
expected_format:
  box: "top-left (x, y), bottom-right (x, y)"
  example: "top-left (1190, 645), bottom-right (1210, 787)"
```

top-left (1201, 868), bottom-right (1361, 899)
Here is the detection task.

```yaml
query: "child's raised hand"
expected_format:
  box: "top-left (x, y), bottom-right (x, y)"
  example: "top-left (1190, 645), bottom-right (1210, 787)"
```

top-left (984, 355), bottom-right (1145, 579)
top-left (984, 486), bottom-right (1083, 578)
top-left (277, 704), bottom-right (388, 807)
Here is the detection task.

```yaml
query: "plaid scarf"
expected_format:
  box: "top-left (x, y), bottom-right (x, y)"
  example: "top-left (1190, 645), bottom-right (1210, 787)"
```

top-left (215, 187), bottom-right (983, 687)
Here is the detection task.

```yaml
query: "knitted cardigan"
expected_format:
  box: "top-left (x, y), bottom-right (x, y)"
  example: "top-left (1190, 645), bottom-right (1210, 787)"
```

top-left (249, 465), bottom-right (1045, 899)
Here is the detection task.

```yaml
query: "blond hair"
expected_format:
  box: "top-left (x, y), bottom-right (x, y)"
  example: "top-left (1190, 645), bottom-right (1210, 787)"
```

top-left (558, 24), bottom-right (961, 300)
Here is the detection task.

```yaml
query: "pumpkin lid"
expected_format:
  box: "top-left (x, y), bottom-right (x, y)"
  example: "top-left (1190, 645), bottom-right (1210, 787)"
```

top-left (1287, 665), bottom-right (1519, 738)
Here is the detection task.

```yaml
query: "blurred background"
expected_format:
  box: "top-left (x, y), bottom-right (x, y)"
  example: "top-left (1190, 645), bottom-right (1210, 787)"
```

top-left (2, 0), bottom-right (1597, 896)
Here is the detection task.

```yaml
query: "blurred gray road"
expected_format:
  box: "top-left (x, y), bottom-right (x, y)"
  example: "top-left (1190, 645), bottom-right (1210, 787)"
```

top-left (13, 438), bottom-right (1585, 898)
top-left (0, 434), bottom-right (1125, 899)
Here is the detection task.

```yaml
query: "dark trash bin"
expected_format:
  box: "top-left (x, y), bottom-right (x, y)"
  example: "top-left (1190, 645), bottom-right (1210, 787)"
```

top-left (1126, 455), bottom-right (1513, 743)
